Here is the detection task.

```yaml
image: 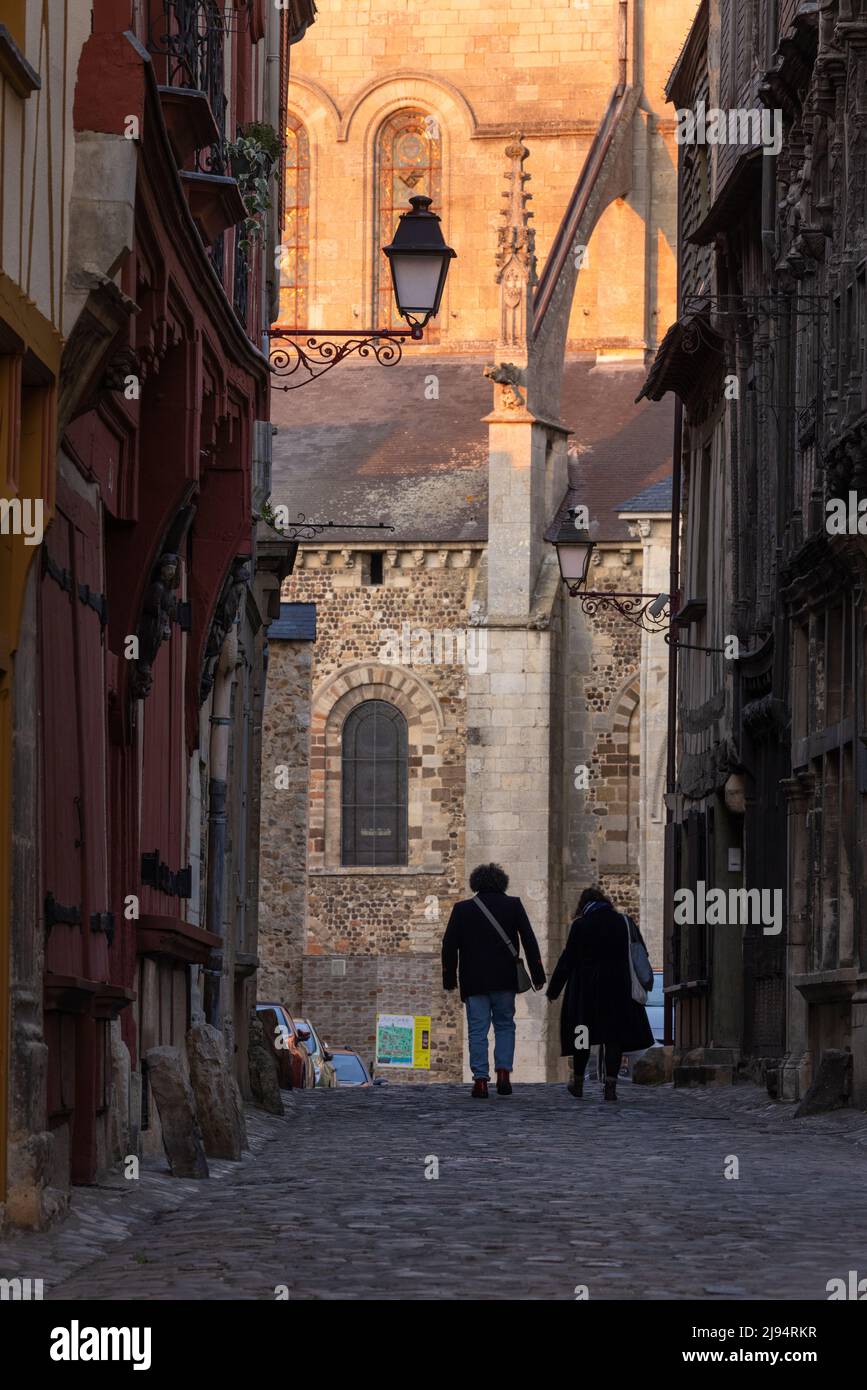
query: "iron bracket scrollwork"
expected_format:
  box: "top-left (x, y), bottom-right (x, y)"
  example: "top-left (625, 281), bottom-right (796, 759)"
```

top-left (566, 589), bottom-right (671, 635)
top-left (271, 514), bottom-right (396, 543)
top-left (682, 293), bottom-right (830, 323)
top-left (267, 326), bottom-right (424, 391)
top-left (663, 632), bottom-right (729, 654)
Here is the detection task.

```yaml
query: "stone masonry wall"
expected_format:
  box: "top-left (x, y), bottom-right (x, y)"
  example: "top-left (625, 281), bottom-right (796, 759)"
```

top-left (563, 545), bottom-right (643, 951)
top-left (258, 544), bottom-right (481, 1082)
top-left (258, 640), bottom-right (313, 1009)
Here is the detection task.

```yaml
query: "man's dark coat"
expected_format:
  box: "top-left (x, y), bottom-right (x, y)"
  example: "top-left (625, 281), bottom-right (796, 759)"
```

top-left (442, 892), bottom-right (547, 1000)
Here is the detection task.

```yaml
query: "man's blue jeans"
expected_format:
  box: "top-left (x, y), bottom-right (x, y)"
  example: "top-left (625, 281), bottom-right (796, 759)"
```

top-left (465, 992), bottom-right (516, 1079)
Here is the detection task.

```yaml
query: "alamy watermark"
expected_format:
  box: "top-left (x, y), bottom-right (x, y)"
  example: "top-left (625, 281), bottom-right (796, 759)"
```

top-left (826, 493), bottom-right (867, 535)
top-left (673, 880), bottom-right (782, 936)
top-left (0, 497), bottom-right (43, 546)
top-left (675, 100), bottom-right (782, 157)
top-left (378, 622), bottom-right (487, 673)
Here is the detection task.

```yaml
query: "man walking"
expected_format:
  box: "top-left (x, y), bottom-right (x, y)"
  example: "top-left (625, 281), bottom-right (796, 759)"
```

top-left (442, 863), bottom-right (546, 1097)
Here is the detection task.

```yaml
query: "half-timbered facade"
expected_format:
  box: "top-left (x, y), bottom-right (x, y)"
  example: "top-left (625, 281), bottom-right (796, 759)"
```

top-left (4, 0), bottom-right (314, 1227)
top-left (641, 0), bottom-right (867, 1109)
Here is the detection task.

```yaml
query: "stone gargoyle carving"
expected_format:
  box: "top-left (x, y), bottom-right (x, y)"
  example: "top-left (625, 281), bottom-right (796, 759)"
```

top-left (199, 558), bottom-right (251, 705)
top-left (484, 361), bottom-right (527, 411)
top-left (131, 552), bottom-right (181, 700)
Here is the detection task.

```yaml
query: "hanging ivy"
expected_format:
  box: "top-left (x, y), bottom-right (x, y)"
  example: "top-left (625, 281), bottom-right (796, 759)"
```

top-left (228, 123), bottom-right (281, 255)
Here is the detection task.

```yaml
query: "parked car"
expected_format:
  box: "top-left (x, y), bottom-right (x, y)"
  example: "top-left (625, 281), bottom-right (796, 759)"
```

top-left (329, 1048), bottom-right (387, 1088)
top-left (294, 1016), bottom-right (337, 1088)
top-left (256, 1002), bottom-right (315, 1090)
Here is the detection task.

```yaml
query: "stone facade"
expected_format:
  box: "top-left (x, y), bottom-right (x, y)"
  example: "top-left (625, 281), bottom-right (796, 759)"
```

top-left (261, 508), bottom-right (669, 1081)
top-left (260, 544), bottom-right (480, 1080)
top-left (259, 0), bottom-right (693, 1081)
top-left (641, 0), bottom-right (867, 1109)
top-left (282, 0), bottom-right (691, 357)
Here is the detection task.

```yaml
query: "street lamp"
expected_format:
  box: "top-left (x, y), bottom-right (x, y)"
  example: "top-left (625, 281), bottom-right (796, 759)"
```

top-left (549, 506), bottom-right (671, 634)
top-left (268, 195), bottom-right (456, 389)
top-left (382, 196), bottom-right (456, 338)
top-left (551, 511), bottom-right (595, 588)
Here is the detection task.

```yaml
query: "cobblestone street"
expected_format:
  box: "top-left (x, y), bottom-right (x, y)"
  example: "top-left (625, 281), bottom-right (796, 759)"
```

top-left (4, 1081), bottom-right (867, 1301)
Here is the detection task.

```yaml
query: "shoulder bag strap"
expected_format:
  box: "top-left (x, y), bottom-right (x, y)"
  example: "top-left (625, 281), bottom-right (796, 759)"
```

top-left (473, 894), bottom-right (519, 959)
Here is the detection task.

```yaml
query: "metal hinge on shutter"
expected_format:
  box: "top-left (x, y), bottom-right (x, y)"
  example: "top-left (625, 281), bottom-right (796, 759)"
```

top-left (45, 892), bottom-right (82, 935)
top-left (41, 549), bottom-right (73, 594)
top-left (141, 851), bottom-right (192, 898)
top-left (42, 550), bottom-right (107, 625)
top-left (90, 910), bottom-right (116, 946)
top-left (175, 601), bottom-right (192, 632)
top-left (78, 582), bottom-right (108, 627)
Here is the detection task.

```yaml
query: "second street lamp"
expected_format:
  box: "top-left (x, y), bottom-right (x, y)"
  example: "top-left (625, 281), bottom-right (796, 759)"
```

top-left (268, 195), bottom-right (456, 388)
top-left (550, 507), bottom-right (671, 635)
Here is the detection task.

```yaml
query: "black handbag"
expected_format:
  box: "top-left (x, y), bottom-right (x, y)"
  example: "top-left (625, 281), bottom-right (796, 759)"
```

top-left (472, 895), bottom-right (534, 993)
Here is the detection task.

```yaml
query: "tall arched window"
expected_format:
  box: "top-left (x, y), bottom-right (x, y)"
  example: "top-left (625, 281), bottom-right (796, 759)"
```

top-left (278, 113), bottom-right (310, 328)
top-left (341, 701), bottom-right (408, 867)
top-left (374, 109), bottom-right (442, 335)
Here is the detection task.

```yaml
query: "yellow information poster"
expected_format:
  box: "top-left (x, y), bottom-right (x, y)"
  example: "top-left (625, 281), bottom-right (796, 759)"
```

top-left (412, 1015), bottom-right (431, 1070)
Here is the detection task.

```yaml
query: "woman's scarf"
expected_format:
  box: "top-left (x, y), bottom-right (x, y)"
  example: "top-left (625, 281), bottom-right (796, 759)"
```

top-left (581, 899), bottom-right (608, 917)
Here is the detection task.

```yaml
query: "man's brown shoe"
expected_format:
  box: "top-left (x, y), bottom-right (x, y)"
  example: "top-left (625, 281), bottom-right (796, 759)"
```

top-left (496, 1069), bottom-right (512, 1095)
top-left (471, 1078), bottom-right (489, 1098)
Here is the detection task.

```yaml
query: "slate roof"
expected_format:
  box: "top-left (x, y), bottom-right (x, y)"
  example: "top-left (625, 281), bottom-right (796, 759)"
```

top-left (618, 478), bottom-right (673, 513)
top-left (270, 355), bottom-right (675, 546)
top-left (268, 602), bottom-right (317, 641)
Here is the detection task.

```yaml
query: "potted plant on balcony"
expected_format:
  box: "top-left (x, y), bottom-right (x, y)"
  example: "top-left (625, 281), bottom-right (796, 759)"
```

top-left (227, 122), bottom-right (281, 254)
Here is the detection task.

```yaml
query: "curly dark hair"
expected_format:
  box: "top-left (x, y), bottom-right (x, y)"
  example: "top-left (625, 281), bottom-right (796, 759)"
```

top-left (469, 862), bottom-right (509, 894)
top-left (576, 885), bottom-right (610, 916)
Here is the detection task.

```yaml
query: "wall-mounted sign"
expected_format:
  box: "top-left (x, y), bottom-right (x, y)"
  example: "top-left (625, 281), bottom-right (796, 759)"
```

top-left (375, 1013), bottom-right (431, 1069)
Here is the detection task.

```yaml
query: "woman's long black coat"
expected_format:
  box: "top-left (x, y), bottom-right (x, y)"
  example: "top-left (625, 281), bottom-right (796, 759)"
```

top-left (547, 903), bottom-right (655, 1056)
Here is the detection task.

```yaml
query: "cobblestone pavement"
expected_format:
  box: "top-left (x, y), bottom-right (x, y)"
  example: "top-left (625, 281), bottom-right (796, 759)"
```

top-left (3, 1080), bottom-right (867, 1300)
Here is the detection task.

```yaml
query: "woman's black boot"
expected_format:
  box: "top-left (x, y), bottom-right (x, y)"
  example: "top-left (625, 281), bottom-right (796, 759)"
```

top-left (603, 1078), bottom-right (617, 1102)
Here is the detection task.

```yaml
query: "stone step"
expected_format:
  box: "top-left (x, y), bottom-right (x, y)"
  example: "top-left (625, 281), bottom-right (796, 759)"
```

top-left (673, 1064), bottom-right (735, 1088)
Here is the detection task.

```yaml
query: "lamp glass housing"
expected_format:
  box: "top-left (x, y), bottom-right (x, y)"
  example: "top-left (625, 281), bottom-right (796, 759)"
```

top-left (550, 518), bottom-right (595, 588)
top-left (383, 195), bottom-right (456, 327)
top-left (390, 253), bottom-right (448, 316)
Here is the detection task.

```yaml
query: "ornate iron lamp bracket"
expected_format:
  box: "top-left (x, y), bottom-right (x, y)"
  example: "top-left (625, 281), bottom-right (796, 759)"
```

top-left (267, 325), bottom-right (424, 391)
top-left (566, 588), bottom-right (671, 635)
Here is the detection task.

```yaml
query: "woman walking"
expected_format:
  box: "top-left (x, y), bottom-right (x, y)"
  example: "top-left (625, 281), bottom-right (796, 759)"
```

top-left (442, 863), bottom-right (547, 1097)
top-left (547, 886), bottom-right (654, 1102)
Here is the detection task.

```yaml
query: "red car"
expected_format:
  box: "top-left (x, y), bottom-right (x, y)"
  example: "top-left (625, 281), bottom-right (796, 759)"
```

top-left (256, 1002), bottom-right (316, 1090)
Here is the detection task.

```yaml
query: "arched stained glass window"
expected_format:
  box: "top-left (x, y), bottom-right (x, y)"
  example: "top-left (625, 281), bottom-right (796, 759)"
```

top-left (278, 113), bottom-right (310, 328)
top-left (375, 109), bottom-right (442, 336)
top-left (341, 701), bottom-right (408, 867)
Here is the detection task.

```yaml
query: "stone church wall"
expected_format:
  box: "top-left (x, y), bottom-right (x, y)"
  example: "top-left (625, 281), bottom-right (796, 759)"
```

top-left (562, 545), bottom-right (644, 950)
top-left (283, 0), bottom-right (690, 356)
top-left (259, 544), bottom-right (481, 1082)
